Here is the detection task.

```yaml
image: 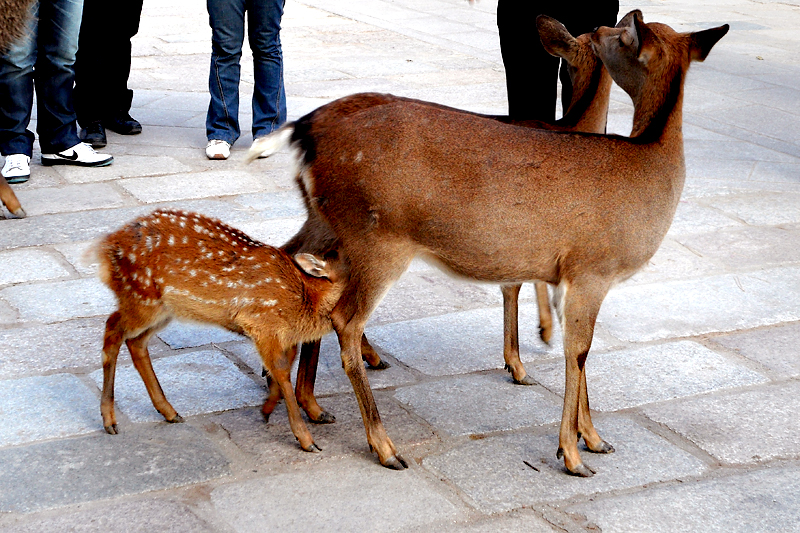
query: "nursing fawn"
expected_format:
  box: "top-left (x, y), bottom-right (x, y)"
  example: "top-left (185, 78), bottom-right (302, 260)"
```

top-left (250, 11), bottom-right (728, 475)
top-left (97, 209), bottom-right (346, 452)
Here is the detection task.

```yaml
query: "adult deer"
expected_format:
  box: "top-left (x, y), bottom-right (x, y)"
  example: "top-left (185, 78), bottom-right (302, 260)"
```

top-left (96, 209), bottom-right (347, 452)
top-left (277, 15), bottom-right (614, 414)
top-left (253, 11), bottom-right (728, 476)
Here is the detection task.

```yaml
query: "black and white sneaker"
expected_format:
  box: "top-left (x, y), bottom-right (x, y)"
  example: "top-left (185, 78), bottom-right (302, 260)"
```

top-left (41, 142), bottom-right (113, 167)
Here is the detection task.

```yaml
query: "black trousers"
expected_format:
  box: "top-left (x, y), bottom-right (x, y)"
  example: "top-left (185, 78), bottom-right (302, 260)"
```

top-left (497, 1), bottom-right (619, 121)
top-left (73, 0), bottom-right (143, 125)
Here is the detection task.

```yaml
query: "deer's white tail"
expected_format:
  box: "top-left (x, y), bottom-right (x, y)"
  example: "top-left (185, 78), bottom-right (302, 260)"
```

top-left (245, 124), bottom-right (296, 163)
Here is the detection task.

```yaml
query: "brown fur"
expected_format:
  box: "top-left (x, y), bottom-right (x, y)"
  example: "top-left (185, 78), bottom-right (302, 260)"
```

top-left (277, 15), bottom-right (614, 394)
top-left (96, 209), bottom-right (347, 452)
top-left (255, 11), bottom-right (728, 475)
top-left (0, 0), bottom-right (33, 51)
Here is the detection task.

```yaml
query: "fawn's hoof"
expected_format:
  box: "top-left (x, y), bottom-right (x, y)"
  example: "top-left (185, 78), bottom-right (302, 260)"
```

top-left (539, 326), bottom-right (552, 345)
top-left (382, 454), bottom-right (408, 470)
top-left (167, 414), bottom-right (184, 424)
top-left (310, 410), bottom-right (336, 424)
top-left (513, 375), bottom-right (536, 386)
top-left (589, 440), bottom-right (615, 454)
top-left (104, 424), bottom-right (118, 435)
top-left (367, 360), bottom-right (391, 370)
top-left (8, 207), bottom-right (25, 219)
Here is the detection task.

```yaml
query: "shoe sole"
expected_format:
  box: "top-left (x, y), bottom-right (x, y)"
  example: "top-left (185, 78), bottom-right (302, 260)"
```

top-left (207, 153), bottom-right (229, 160)
top-left (103, 125), bottom-right (142, 135)
top-left (41, 156), bottom-right (114, 167)
top-left (81, 138), bottom-right (107, 148)
top-left (4, 175), bottom-right (29, 184)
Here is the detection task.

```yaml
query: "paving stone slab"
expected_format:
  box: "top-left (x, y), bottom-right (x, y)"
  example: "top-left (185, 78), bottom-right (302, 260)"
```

top-left (665, 199), bottom-right (743, 237)
top-left (424, 416), bottom-right (708, 513)
top-left (210, 392), bottom-right (437, 466)
top-left (225, 332), bottom-right (418, 395)
top-left (404, 509), bottom-right (560, 533)
top-left (0, 424), bottom-right (230, 514)
top-left (620, 238), bottom-right (723, 287)
top-left (0, 248), bottom-right (71, 286)
top-left (0, 498), bottom-right (217, 533)
top-left (210, 458), bottom-right (465, 532)
top-left (564, 464), bottom-right (800, 533)
top-left (89, 350), bottom-right (264, 424)
top-left (54, 155), bottom-right (193, 184)
top-left (677, 226), bottom-right (800, 270)
top-left (531, 341), bottom-right (767, 412)
top-left (118, 170), bottom-right (274, 203)
top-left (394, 373), bottom-right (561, 436)
top-left (709, 321), bottom-right (800, 377)
top-left (0, 374), bottom-right (100, 448)
top-left (14, 183), bottom-right (129, 216)
top-left (157, 321), bottom-right (244, 349)
top-left (232, 190), bottom-right (306, 219)
top-left (1, 278), bottom-right (116, 323)
top-left (0, 319), bottom-right (106, 379)
top-left (597, 266), bottom-right (800, 342)
top-left (642, 381), bottom-right (800, 465)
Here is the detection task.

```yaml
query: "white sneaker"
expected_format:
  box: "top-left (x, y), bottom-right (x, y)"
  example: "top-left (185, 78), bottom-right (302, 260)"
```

top-left (41, 142), bottom-right (113, 167)
top-left (206, 140), bottom-right (230, 160)
top-left (1, 154), bottom-right (31, 183)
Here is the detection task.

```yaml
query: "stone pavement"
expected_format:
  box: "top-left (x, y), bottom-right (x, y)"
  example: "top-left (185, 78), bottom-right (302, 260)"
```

top-left (1, 0), bottom-right (799, 530)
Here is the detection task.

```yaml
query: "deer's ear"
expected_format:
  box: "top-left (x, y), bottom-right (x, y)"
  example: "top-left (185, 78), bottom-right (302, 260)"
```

top-left (632, 10), bottom-right (658, 65)
top-left (537, 15), bottom-right (576, 62)
top-left (616, 9), bottom-right (642, 29)
top-left (294, 253), bottom-right (328, 278)
top-left (689, 24), bottom-right (729, 62)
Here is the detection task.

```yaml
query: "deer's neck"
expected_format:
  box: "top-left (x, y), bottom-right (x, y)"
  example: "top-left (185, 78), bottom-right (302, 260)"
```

top-left (630, 69), bottom-right (685, 146)
top-left (557, 67), bottom-right (612, 134)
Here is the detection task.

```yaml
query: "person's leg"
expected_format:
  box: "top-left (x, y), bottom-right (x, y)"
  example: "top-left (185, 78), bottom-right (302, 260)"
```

top-left (35, 0), bottom-right (84, 154)
top-left (247, 0), bottom-right (286, 139)
top-left (497, 0), bottom-right (560, 122)
top-left (206, 0), bottom-right (245, 145)
top-left (0, 0), bottom-right (37, 158)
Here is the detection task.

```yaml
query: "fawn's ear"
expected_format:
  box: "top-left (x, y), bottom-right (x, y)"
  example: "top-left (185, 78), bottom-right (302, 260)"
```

top-left (537, 15), bottom-right (577, 62)
top-left (294, 253), bottom-right (329, 278)
top-left (616, 9), bottom-right (641, 30)
top-left (688, 24), bottom-right (729, 62)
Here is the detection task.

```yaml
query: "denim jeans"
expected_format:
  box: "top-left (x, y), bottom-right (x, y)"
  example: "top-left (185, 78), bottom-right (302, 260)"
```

top-left (0, 0), bottom-right (84, 157)
top-left (206, 0), bottom-right (287, 145)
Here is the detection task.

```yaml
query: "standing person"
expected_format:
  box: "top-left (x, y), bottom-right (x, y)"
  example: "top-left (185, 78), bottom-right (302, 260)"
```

top-left (73, 0), bottom-right (144, 148)
top-left (205, 0), bottom-right (286, 160)
top-left (497, 1), bottom-right (619, 122)
top-left (0, 0), bottom-right (113, 185)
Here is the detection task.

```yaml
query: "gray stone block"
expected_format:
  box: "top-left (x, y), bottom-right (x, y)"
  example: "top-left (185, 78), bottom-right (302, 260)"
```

top-left (642, 381), bottom-right (800, 465)
top-left (620, 238), bottom-right (723, 287)
top-left (0, 319), bottom-right (106, 379)
top-left (88, 350), bottom-right (264, 424)
top-left (14, 183), bottom-right (129, 216)
top-left (564, 464), bottom-right (800, 533)
top-left (232, 190), bottom-right (306, 219)
top-left (704, 191), bottom-right (800, 225)
top-left (677, 226), bottom-right (800, 270)
top-left (404, 509), bottom-right (560, 533)
top-left (709, 321), bottom-right (800, 377)
top-left (0, 374), bottom-right (100, 448)
top-left (55, 155), bottom-right (192, 184)
top-left (0, 249), bottom-right (71, 286)
top-left (666, 199), bottom-right (742, 237)
top-left (597, 266), bottom-right (800, 342)
top-left (0, 498), bottom-right (217, 533)
top-left (531, 341), bottom-right (767, 412)
top-left (210, 458), bottom-right (465, 532)
top-left (0, 424), bottom-right (230, 513)
top-left (424, 416), bottom-right (708, 513)
top-left (394, 373), bottom-right (561, 436)
top-left (118, 170), bottom-right (274, 203)
top-left (1, 278), bottom-right (116, 323)
top-left (157, 321), bottom-right (244, 349)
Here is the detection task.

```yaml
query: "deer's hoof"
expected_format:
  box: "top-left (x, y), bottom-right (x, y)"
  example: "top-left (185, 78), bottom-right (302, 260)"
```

top-left (167, 414), bottom-right (184, 424)
top-left (539, 326), bottom-right (552, 345)
top-left (367, 360), bottom-right (391, 370)
top-left (104, 424), bottom-right (118, 435)
top-left (304, 443), bottom-right (322, 453)
top-left (567, 462), bottom-right (596, 477)
top-left (589, 440), bottom-right (615, 454)
top-left (513, 375), bottom-right (536, 386)
top-left (8, 207), bottom-right (25, 219)
top-left (310, 410), bottom-right (336, 424)
top-left (382, 454), bottom-right (408, 470)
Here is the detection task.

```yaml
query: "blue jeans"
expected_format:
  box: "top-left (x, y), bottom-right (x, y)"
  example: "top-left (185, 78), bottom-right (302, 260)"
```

top-left (0, 0), bottom-right (84, 157)
top-left (206, 0), bottom-right (287, 145)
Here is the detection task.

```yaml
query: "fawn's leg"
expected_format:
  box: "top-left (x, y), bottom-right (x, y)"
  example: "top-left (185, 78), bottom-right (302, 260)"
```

top-left (535, 281), bottom-right (553, 344)
top-left (262, 370), bottom-right (282, 422)
top-left (501, 283), bottom-right (534, 385)
top-left (556, 277), bottom-right (609, 477)
top-left (361, 334), bottom-right (389, 369)
top-left (0, 180), bottom-right (24, 218)
top-left (296, 340), bottom-right (335, 423)
top-left (127, 327), bottom-right (182, 423)
top-left (101, 312), bottom-right (125, 434)
top-left (257, 337), bottom-right (319, 452)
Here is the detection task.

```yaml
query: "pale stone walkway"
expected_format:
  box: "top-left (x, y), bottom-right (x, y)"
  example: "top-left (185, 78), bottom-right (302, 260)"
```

top-left (1, 0), bottom-right (799, 531)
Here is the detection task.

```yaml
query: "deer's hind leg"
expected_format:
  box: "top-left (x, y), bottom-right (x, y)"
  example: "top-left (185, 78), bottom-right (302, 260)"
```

top-left (295, 340), bottom-right (336, 424)
top-left (101, 312), bottom-right (125, 434)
